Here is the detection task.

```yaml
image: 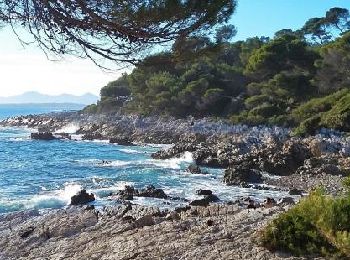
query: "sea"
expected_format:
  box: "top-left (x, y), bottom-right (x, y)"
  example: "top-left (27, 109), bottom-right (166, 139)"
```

top-left (0, 104), bottom-right (287, 214)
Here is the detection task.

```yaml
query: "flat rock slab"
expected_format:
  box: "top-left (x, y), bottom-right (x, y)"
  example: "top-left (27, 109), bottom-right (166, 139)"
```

top-left (0, 205), bottom-right (319, 260)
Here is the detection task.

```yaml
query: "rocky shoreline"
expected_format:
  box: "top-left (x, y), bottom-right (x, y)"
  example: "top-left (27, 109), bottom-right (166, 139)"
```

top-left (0, 112), bottom-right (349, 258)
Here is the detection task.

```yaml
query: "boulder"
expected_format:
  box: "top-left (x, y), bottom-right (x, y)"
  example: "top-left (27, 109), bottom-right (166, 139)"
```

top-left (196, 189), bottom-right (212, 196)
top-left (289, 189), bottom-right (303, 196)
top-left (31, 132), bottom-right (56, 141)
top-left (187, 164), bottom-right (202, 174)
top-left (263, 197), bottom-right (276, 208)
top-left (278, 197), bottom-right (295, 206)
top-left (134, 215), bottom-right (155, 228)
top-left (70, 190), bottom-right (95, 205)
top-left (189, 199), bottom-right (209, 207)
top-left (189, 194), bottom-right (219, 207)
top-left (109, 137), bottom-right (134, 146)
top-left (138, 185), bottom-right (168, 199)
top-left (224, 167), bottom-right (263, 186)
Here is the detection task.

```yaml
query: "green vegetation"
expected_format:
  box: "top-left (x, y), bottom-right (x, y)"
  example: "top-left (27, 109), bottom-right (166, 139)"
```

top-left (90, 7), bottom-right (350, 135)
top-left (260, 182), bottom-right (350, 258)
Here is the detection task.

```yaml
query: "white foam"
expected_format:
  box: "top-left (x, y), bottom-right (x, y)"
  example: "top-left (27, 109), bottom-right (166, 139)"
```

top-left (119, 148), bottom-right (145, 154)
top-left (146, 151), bottom-right (194, 169)
top-left (57, 183), bottom-right (82, 203)
top-left (55, 123), bottom-right (80, 134)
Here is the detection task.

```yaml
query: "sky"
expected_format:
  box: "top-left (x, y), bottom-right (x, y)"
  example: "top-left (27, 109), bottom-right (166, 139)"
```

top-left (0, 0), bottom-right (349, 97)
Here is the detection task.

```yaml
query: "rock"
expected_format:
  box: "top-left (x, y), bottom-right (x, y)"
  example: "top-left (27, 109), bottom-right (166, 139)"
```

top-left (187, 164), bottom-right (202, 174)
top-left (117, 185), bottom-right (168, 200)
top-left (277, 197), bottom-right (295, 205)
top-left (165, 211), bottom-right (181, 221)
top-left (82, 133), bottom-right (103, 140)
top-left (204, 194), bottom-right (219, 203)
top-left (263, 197), bottom-right (276, 208)
top-left (71, 190), bottom-right (95, 205)
top-left (207, 219), bottom-right (214, 226)
top-left (31, 132), bottom-right (56, 140)
top-left (196, 189), bottom-right (212, 196)
top-left (134, 215), bottom-right (155, 228)
top-left (109, 136), bottom-right (134, 146)
top-left (175, 206), bottom-right (191, 213)
top-left (138, 185), bottom-right (168, 199)
top-left (19, 226), bottom-right (35, 238)
top-left (190, 199), bottom-right (209, 207)
top-left (117, 185), bottom-right (135, 200)
top-left (189, 194), bottom-right (219, 207)
top-left (224, 167), bottom-right (263, 186)
top-left (247, 199), bottom-right (258, 209)
top-left (289, 188), bottom-right (303, 196)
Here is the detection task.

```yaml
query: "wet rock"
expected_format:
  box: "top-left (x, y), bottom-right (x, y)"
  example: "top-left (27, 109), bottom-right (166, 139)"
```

top-left (263, 198), bottom-right (276, 208)
top-left (288, 188), bottom-right (303, 196)
top-left (117, 185), bottom-right (168, 200)
top-left (190, 199), bottom-right (209, 207)
top-left (31, 132), bottom-right (56, 141)
top-left (109, 136), bottom-right (134, 146)
top-left (189, 194), bottom-right (219, 207)
top-left (71, 190), bottom-right (95, 205)
top-left (224, 167), bottom-right (263, 186)
top-left (117, 185), bottom-right (135, 200)
top-left (138, 185), bottom-right (168, 199)
top-left (278, 197), bottom-right (295, 205)
top-left (82, 133), bottom-right (103, 140)
top-left (196, 189), bottom-right (212, 196)
top-left (187, 164), bottom-right (202, 174)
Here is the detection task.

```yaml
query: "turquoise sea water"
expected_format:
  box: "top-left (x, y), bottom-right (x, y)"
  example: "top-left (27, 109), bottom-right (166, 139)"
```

top-left (0, 105), bottom-right (288, 213)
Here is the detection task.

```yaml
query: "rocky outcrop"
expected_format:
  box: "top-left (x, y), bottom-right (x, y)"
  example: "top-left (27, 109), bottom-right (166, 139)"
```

top-left (224, 167), bottom-right (263, 186)
top-left (71, 190), bottom-right (95, 205)
top-left (31, 132), bottom-right (56, 141)
top-left (117, 185), bottom-right (168, 200)
top-left (109, 136), bottom-right (134, 146)
top-left (189, 194), bottom-right (219, 207)
top-left (0, 203), bottom-right (293, 260)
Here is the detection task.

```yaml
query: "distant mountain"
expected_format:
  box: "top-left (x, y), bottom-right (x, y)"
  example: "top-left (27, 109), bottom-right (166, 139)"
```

top-left (0, 91), bottom-right (99, 105)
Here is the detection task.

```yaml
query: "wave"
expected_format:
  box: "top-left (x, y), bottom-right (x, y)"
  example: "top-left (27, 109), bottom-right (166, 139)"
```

top-left (118, 148), bottom-right (145, 154)
top-left (55, 123), bottom-right (80, 134)
top-left (75, 151), bottom-right (194, 170)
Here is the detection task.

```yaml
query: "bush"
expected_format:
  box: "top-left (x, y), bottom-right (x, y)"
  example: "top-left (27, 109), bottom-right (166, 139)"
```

top-left (292, 89), bottom-right (349, 123)
top-left (261, 186), bottom-right (350, 258)
top-left (320, 92), bottom-right (350, 131)
top-left (292, 113), bottom-right (321, 136)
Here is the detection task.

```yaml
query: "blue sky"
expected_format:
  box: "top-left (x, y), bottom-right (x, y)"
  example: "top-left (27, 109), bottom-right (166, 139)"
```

top-left (0, 0), bottom-right (349, 96)
top-left (231, 0), bottom-right (350, 40)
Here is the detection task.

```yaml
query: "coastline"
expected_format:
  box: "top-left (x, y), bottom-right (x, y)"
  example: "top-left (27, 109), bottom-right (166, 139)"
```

top-left (0, 111), bottom-right (349, 259)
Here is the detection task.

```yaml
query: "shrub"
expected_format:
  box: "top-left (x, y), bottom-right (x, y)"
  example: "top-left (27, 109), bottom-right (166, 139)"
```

top-left (291, 89), bottom-right (349, 123)
top-left (292, 113), bottom-right (321, 136)
top-left (261, 186), bottom-right (350, 258)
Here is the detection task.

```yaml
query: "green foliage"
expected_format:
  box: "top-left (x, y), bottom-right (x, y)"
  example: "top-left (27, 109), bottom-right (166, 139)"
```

top-left (321, 92), bottom-right (350, 131)
top-left (260, 188), bottom-right (350, 257)
top-left (245, 35), bottom-right (318, 81)
top-left (86, 7), bottom-right (350, 137)
top-left (100, 74), bottom-right (131, 99)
